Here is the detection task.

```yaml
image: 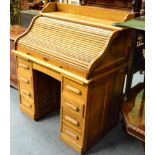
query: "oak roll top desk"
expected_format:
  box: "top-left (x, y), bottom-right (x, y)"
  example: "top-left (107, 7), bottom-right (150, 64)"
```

top-left (12, 2), bottom-right (135, 154)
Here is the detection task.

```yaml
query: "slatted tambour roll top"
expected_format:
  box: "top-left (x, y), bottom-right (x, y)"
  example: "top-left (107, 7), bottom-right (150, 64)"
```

top-left (17, 16), bottom-right (113, 72)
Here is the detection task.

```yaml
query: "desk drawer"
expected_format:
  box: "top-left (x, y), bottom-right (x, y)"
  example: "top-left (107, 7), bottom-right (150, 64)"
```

top-left (61, 123), bottom-right (83, 146)
top-left (20, 95), bottom-right (34, 112)
top-left (62, 95), bottom-right (84, 118)
top-left (62, 108), bottom-right (83, 132)
top-left (17, 57), bottom-right (32, 74)
top-left (20, 83), bottom-right (34, 99)
top-left (18, 75), bottom-right (33, 88)
top-left (63, 78), bottom-right (86, 100)
top-left (18, 68), bottom-right (32, 80)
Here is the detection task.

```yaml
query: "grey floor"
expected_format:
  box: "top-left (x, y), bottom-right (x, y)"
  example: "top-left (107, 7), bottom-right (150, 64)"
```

top-left (10, 73), bottom-right (144, 155)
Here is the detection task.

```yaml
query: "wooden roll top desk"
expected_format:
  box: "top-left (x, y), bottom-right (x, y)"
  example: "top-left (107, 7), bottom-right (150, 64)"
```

top-left (12, 2), bottom-right (135, 154)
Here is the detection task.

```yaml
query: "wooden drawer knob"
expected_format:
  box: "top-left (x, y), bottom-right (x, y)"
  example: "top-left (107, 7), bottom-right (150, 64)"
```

top-left (65, 115), bottom-right (79, 126)
top-left (65, 101), bottom-right (79, 112)
top-left (19, 63), bottom-right (29, 69)
top-left (65, 129), bottom-right (79, 140)
top-left (19, 77), bottom-right (29, 84)
top-left (66, 85), bottom-right (81, 95)
top-left (43, 57), bottom-right (48, 61)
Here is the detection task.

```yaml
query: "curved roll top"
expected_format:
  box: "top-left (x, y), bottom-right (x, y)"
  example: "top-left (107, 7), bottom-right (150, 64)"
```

top-left (17, 16), bottom-right (113, 72)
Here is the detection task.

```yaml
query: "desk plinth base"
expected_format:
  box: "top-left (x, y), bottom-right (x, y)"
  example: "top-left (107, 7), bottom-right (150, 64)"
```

top-left (20, 103), bottom-right (55, 121)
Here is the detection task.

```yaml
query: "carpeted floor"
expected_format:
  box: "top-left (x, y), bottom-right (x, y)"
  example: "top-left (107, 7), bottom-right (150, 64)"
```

top-left (10, 73), bottom-right (144, 155)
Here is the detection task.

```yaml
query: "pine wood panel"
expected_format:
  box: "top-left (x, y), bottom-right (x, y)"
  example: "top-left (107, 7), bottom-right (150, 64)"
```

top-left (43, 2), bottom-right (134, 21)
top-left (81, 69), bottom-right (125, 152)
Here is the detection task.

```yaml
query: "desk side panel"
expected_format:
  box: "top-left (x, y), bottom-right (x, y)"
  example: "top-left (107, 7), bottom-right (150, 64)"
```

top-left (83, 67), bottom-right (125, 151)
top-left (89, 29), bottom-right (132, 79)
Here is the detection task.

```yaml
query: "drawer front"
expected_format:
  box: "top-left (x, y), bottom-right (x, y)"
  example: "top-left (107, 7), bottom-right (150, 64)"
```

top-left (20, 95), bottom-right (34, 112)
top-left (62, 108), bottom-right (83, 131)
top-left (61, 123), bottom-right (83, 146)
top-left (17, 57), bottom-right (32, 74)
top-left (18, 74), bottom-right (33, 88)
top-left (17, 68), bottom-right (32, 80)
top-left (62, 95), bottom-right (84, 118)
top-left (20, 83), bottom-right (34, 99)
top-left (63, 78), bottom-right (86, 100)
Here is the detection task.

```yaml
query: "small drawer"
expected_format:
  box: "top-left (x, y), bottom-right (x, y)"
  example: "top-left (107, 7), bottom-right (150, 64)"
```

top-left (62, 95), bottom-right (84, 118)
top-left (20, 95), bottom-right (34, 112)
top-left (62, 108), bottom-right (83, 131)
top-left (17, 68), bottom-right (32, 79)
top-left (61, 123), bottom-right (83, 145)
top-left (19, 84), bottom-right (34, 99)
top-left (18, 75), bottom-right (33, 88)
top-left (17, 57), bottom-right (32, 74)
top-left (63, 78), bottom-right (86, 100)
